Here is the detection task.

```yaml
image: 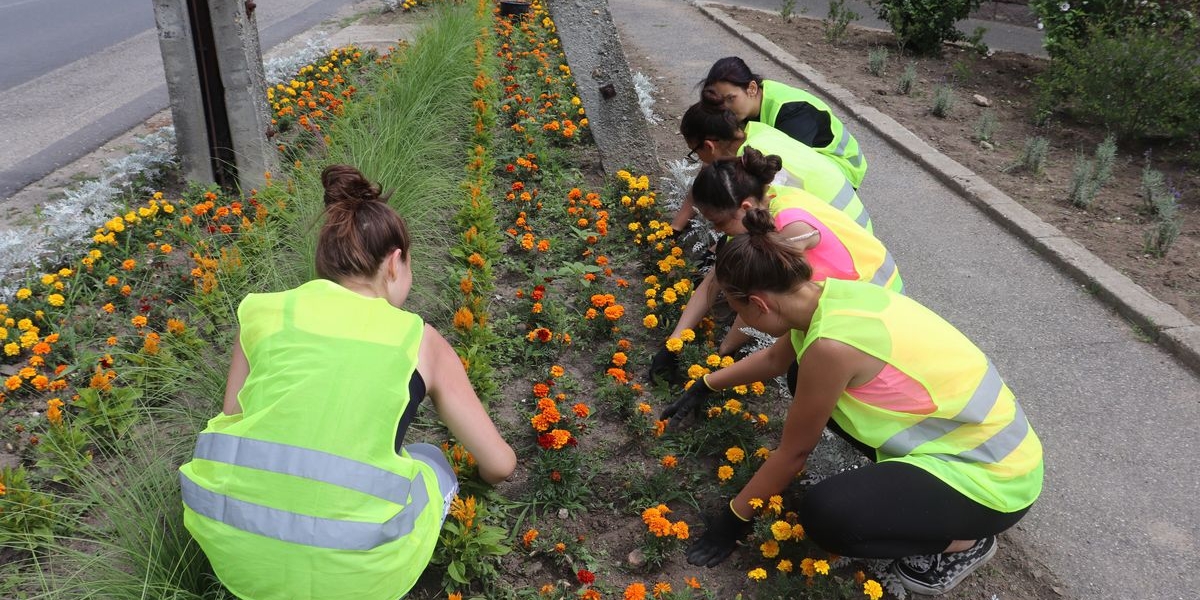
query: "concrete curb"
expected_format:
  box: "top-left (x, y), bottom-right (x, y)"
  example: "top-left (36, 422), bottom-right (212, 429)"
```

top-left (695, 1), bottom-right (1200, 375)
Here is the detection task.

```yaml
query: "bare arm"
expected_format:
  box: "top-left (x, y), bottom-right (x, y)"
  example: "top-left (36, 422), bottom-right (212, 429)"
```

top-left (732, 338), bottom-right (857, 517)
top-left (705, 334), bottom-right (797, 390)
top-left (671, 188), bottom-right (696, 232)
top-left (418, 324), bottom-right (516, 485)
top-left (222, 333), bottom-right (249, 416)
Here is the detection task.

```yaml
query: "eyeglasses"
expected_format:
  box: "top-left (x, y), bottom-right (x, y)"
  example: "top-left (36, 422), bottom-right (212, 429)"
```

top-left (685, 139), bottom-right (712, 164)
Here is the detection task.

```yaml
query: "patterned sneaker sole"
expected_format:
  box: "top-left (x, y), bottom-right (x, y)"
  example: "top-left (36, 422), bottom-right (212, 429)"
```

top-left (892, 539), bottom-right (998, 596)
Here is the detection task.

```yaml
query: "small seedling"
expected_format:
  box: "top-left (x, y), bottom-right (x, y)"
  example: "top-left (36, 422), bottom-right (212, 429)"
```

top-left (931, 84), bottom-right (955, 118)
top-left (897, 63), bottom-right (917, 95)
top-left (973, 109), bottom-right (997, 142)
top-left (823, 0), bottom-right (860, 45)
top-left (868, 47), bottom-right (889, 77)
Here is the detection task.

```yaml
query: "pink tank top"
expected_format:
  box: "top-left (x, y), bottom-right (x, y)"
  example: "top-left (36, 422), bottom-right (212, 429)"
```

top-left (775, 207), bottom-right (858, 282)
top-left (845, 364), bottom-right (937, 415)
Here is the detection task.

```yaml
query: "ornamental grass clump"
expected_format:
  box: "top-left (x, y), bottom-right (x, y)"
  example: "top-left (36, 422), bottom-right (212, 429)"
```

top-left (867, 47), bottom-right (888, 77)
top-left (896, 62), bottom-right (916, 95)
top-left (1006, 136), bottom-right (1051, 177)
top-left (930, 84), bottom-right (955, 118)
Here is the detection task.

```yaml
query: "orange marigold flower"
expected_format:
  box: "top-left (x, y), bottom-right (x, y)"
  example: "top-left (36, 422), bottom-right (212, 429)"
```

top-left (572, 403), bottom-right (590, 418)
top-left (603, 305), bottom-right (624, 320)
top-left (166, 318), bottom-right (186, 335)
top-left (522, 529), bottom-right (539, 547)
top-left (651, 582), bottom-right (672, 598)
top-left (550, 365), bottom-right (565, 378)
top-left (121, 259), bottom-right (137, 271)
top-left (533, 382), bottom-right (551, 398)
top-left (131, 315), bottom-right (148, 328)
top-left (453, 306), bottom-right (474, 331)
top-left (660, 455), bottom-right (677, 468)
top-left (624, 582), bottom-right (646, 600)
top-left (685, 577), bottom-right (701, 589)
top-left (467, 253), bottom-right (485, 268)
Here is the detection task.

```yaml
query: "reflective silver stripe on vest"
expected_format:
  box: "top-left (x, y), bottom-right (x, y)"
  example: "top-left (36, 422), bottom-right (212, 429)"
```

top-left (879, 362), bottom-right (1004, 457)
top-left (833, 132), bottom-right (850, 157)
top-left (847, 149), bottom-right (864, 168)
top-left (181, 471), bottom-right (428, 551)
top-left (831, 181), bottom-right (855, 211)
top-left (193, 433), bottom-right (413, 505)
top-left (869, 252), bottom-right (898, 288)
top-left (933, 402), bottom-right (1030, 464)
top-left (855, 207), bottom-right (872, 230)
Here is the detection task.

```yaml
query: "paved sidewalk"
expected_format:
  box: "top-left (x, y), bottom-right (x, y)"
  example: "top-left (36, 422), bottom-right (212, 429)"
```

top-left (583, 0), bottom-right (1200, 598)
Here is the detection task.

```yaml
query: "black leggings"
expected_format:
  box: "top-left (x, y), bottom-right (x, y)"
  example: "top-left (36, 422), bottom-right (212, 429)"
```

top-left (787, 361), bottom-right (1031, 558)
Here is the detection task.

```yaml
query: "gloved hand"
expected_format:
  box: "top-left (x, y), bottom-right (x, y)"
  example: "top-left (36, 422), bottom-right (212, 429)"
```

top-left (659, 380), bottom-right (712, 429)
top-left (686, 503), bottom-right (754, 568)
top-left (648, 347), bottom-right (681, 386)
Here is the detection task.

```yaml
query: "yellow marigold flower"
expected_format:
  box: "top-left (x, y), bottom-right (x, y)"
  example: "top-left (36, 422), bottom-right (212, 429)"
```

top-left (814, 559), bottom-right (830, 575)
top-left (792, 523), bottom-right (806, 540)
top-left (863, 580), bottom-right (884, 600)
top-left (732, 384), bottom-right (748, 395)
top-left (686, 364), bottom-right (707, 380)
top-left (39, 274), bottom-right (56, 286)
top-left (661, 288), bottom-right (677, 303)
top-left (723, 398), bottom-right (743, 412)
top-left (769, 495), bottom-right (784, 514)
top-left (749, 498), bottom-right (764, 510)
top-left (0, 328), bottom-right (6, 341)
top-left (705, 354), bottom-right (721, 367)
top-left (801, 558), bottom-right (815, 577)
top-left (748, 568), bottom-right (767, 581)
top-left (726, 447), bottom-right (745, 463)
top-left (58, 268), bottom-right (72, 278)
top-left (720, 356), bottom-right (735, 368)
top-left (47, 294), bottom-right (64, 307)
top-left (102, 303), bottom-right (115, 314)
top-left (679, 328), bottom-right (695, 342)
top-left (665, 338), bottom-right (683, 353)
top-left (751, 381), bottom-right (766, 395)
top-left (637, 402), bottom-right (652, 414)
top-left (717, 465), bottom-right (734, 481)
top-left (706, 406), bottom-right (722, 418)
top-left (777, 559), bottom-right (794, 573)
top-left (15, 288), bottom-right (31, 300)
top-left (671, 520), bottom-right (689, 540)
top-left (770, 520), bottom-right (792, 541)
top-left (4, 342), bottom-right (19, 356)
top-left (643, 314), bottom-right (658, 328)
top-left (646, 298), bottom-right (657, 309)
top-left (644, 275), bottom-right (659, 285)
top-left (760, 539), bottom-right (780, 558)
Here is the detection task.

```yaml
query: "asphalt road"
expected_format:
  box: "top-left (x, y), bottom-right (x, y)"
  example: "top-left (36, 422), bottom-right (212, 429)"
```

top-left (0, 0), bottom-right (358, 200)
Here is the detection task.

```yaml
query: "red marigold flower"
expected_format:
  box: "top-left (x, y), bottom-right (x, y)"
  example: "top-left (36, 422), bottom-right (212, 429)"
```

top-left (577, 570), bottom-right (596, 585)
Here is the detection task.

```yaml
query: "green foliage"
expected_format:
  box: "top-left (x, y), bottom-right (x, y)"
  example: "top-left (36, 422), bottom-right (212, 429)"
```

top-left (1140, 158), bottom-right (1182, 257)
top-left (779, 0), bottom-right (798, 19)
top-left (74, 385), bottom-right (141, 441)
top-left (869, 0), bottom-right (982, 55)
top-left (896, 62), bottom-right (917, 95)
top-left (432, 496), bottom-right (511, 590)
top-left (823, 0), bottom-right (861, 45)
top-left (1030, 0), bottom-right (1199, 59)
top-left (931, 84), bottom-right (955, 118)
top-left (33, 421), bottom-right (92, 484)
top-left (973, 109), bottom-right (997, 143)
top-left (1036, 25), bottom-right (1200, 140)
top-left (1006, 136), bottom-right (1051, 176)
top-left (867, 47), bottom-right (888, 77)
top-left (0, 466), bottom-right (58, 547)
top-left (1068, 135), bottom-right (1117, 209)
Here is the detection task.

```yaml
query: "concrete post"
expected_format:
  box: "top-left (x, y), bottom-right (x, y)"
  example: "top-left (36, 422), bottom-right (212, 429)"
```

top-left (209, 0), bottom-right (277, 193)
top-left (151, 0), bottom-right (278, 193)
top-left (151, 0), bottom-right (214, 184)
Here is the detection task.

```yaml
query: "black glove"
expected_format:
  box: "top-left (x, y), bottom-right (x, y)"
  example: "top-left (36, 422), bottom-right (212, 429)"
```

top-left (686, 504), bottom-right (754, 568)
top-left (659, 380), bottom-right (712, 429)
top-left (648, 347), bottom-right (681, 386)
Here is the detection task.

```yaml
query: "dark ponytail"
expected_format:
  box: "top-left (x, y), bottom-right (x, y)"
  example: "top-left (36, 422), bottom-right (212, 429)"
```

top-left (692, 146), bottom-right (783, 212)
top-left (715, 208), bottom-right (812, 301)
top-left (679, 102), bottom-right (743, 146)
top-left (699, 56), bottom-right (762, 101)
top-left (315, 164), bottom-right (411, 282)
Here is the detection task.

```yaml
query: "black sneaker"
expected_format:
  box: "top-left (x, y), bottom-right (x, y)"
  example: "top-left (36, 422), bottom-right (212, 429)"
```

top-left (892, 536), bottom-right (997, 596)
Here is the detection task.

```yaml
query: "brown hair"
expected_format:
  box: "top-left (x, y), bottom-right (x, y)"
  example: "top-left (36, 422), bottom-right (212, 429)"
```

top-left (315, 164), bottom-right (410, 282)
top-left (715, 208), bottom-right (812, 302)
top-left (698, 56), bottom-right (762, 108)
top-left (692, 146), bottom-right (782, 212)
top-left (679, 102), bottom-right (744, 147)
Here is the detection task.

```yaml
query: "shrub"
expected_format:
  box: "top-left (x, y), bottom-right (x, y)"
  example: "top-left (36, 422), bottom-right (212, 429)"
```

top-left (1030, 0), bottom-right (1199, 59)
top-left (824, 0), bottom-right (861, 45)
top-left (973, 109), bottom-right (997, 143)
top-left (867, 47), bottom-right (889, 76)
top-left (931, 84), bottom-right (955, 118)
top-left (1068, 135), bottom-right (1117, 209)
top-left (869, 0), bottom-right (983, 55)
top-left (780, 0), bottom-right (798, 19)
top-left (1006, 136), bottom-right (1051, 176)
top-left (896, 62), bottom-right (917, 95)
top-left (1036, 26), bottom-right (1200, 140)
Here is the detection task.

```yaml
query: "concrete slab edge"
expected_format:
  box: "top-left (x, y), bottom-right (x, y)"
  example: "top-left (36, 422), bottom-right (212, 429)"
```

top-left (694, 1), bottom-right (1200, 376)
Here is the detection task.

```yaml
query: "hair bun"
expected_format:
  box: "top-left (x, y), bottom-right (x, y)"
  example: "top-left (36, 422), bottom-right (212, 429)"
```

top-left (321, 164), bottom-right (381, 208)
top-left (741, 207), bottom-right (777, 236)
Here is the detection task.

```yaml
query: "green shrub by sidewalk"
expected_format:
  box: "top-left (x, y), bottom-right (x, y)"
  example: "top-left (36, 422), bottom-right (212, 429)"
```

top-left (869, 0), bottom-right (982, 56)
top-left (1037, 25), bottom-right (1200, 141)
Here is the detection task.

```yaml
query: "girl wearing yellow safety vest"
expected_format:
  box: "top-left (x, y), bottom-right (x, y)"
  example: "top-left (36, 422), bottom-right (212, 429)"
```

top-left (650, 147), bottom-right (901, 385)
top-left (701, 56), bottom-right (867, 188)
top-left (670, 103), bottom-right (870, 236)
top-left (179, 165), bottom-right (517, 600)
top-left (660, 211), bottom-right (1042, 596)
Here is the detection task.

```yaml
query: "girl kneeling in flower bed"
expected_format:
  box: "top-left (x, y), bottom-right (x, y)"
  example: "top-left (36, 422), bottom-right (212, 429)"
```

top-left (179, 165), bottom-right (516, 600)
top-left (650, 147), bottom-right (902, 383)
top-left (661, 209), bottom-right (1043, 596)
